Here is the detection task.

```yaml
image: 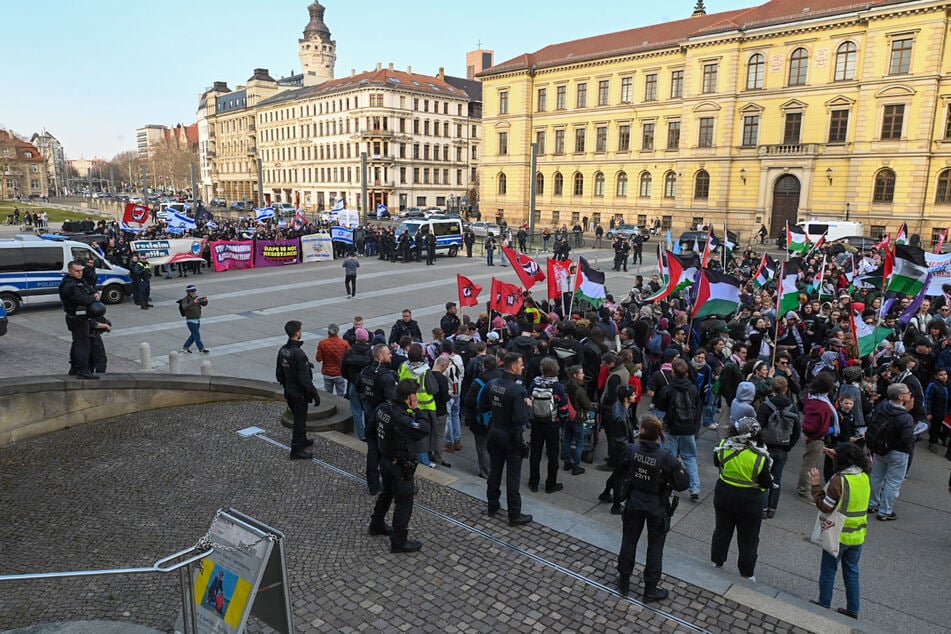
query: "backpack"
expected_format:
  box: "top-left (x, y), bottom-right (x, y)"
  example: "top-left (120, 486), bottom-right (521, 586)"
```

top-left (648, 332), bottom-right (665, 355)
top-left (668, 388), bottom-right (695, 426)
top-left (530, 383), bottom-right (557, 422)
top-left (865, 409), bottom-right (900, 455)
top-left (473, 378), bottom-right (492, 427)
top-left (762, 400), bottom-right (799, 446)
top-left (444, 355), bottom-right (463, 396)
top-left (566, 393), bottom-right (578, 423)
top-left (176, 298), bottom-right (187, 317)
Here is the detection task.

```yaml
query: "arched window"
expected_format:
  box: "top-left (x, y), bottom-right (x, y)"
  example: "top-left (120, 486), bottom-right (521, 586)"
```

top-left (746, 53), bottom-right (765, 90)
top-left (694, 170), bottom-right (710, 199)
top-left (834, 42), bottom-right (857, 81)
top-left (573, 172), bottom-right (584, 196)
top-left (535, 172), bottom-right (545, 195)
top-left (616, 171), bottom-right (628, 197)
top-left (594, 171), bottom-right (605, 197)
top-left (639, 172), bottom-right (652, 198)
top-left (553, 172), bottom-right (564, 196)
top-left (664, 172), bottom-right (677, 198)
top-left (936, 169), bottom-right (951, 204)
top-left (873, 168), bottom-right (896, 203)
top-left (498, 172), bottom-right (507, 195)
top-left (788, 47), bottom-right (809, 86)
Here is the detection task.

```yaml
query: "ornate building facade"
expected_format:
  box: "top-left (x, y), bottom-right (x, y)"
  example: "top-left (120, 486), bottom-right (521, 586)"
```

top-left (478, 0), bottom-right (951, 244)
top-left (29, 132), bottom-right (66, 197)
top-left (0, 130), bottom-right (48, 199)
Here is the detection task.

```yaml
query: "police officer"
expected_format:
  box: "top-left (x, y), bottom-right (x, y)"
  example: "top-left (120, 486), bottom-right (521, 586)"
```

top-left (369, 377), bottom-right (431, 553)
top-left (463, 227), bottom-right (475, 258)
top-left (276, 320), bottom-right (320, 460)
top-left (59, 259), bottom-right (100, 379)
top-left (615, 415), bottom-right (689, 601)
top-left (425, 229), bottom-right (436, 265)
top-left (132, 254), bottom-right (153, 309)
top-left (360, 343), bottom-right (399, 495)
top-left (479, 352), bottom-right (533, 526)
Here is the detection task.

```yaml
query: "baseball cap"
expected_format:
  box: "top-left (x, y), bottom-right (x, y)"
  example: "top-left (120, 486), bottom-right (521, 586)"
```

top-left (186, 285), bottom-right (197, 293)
top-left (829, 338), bottom-right (844, 346)
top-left (355, 328), bottom-right (370, 341)
top-left (785, 311), bottom-right (798, 320)
top-left (487, 331), bottom-right (500, 341)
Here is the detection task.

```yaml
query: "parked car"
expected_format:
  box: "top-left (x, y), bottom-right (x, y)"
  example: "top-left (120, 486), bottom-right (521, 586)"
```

top-left (272, 202), bottom-right (296, 217)
top-left (678, 230), bottom-right (720, 250)
top-left (838, 235), bottom-right (878, 251)
top-left (470, 221), bottom-right (500, 237)
top-left (399, 207), bottom-right (425, 218)
top-left (605, 224), bottom-right (643, 240)
top-left (0, 302), bottom-right (7, 336)
top-left (210, 197), bottom-right (228, 208)
top-left (230, 201), bottom-right (248, 212)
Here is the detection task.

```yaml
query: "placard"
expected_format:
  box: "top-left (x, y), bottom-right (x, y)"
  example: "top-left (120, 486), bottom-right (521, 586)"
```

top-left (300, 234), bottom-right (334, 263)
top-left (210, 241), bottom-right (255, 272)
top-left (133, 239), bottom-right (206, 265)
top-left (254, 240), bottom-right (301, 267)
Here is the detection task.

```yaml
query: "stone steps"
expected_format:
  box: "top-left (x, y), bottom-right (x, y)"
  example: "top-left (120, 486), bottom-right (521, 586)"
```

top-left (279, 392), bottom-right (353, 433)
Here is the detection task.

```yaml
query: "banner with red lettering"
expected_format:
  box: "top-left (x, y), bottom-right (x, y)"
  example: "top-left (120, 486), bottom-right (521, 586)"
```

top-left (210, 240), bottom-right (254, 272)
top-left (253, 239), bottom-right (301, 267)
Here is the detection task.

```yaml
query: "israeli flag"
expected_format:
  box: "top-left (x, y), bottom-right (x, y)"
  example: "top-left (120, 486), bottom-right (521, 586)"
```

top-left (120, 222), bottom-right (140, 234)
top-left (255, 206), bottom-right (275, 221)
top-left (166, 224), bottom-right (185, 235)
top-left (330, 226), bottom-right (354, 244)
top-left (206, 220), bottom-right (218, 230)
top-left (330, 199), bottom-right (345, 212)
top-left (167, 210), bottom-right (197, 230)
top-left (376, 204), bottom-right (388, 218)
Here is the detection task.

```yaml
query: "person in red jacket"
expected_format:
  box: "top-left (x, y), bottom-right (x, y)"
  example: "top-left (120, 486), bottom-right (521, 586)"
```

top-left (796, 373), bottom-right (838, 500)
top-left (316, 323), bottom-right (350, 396)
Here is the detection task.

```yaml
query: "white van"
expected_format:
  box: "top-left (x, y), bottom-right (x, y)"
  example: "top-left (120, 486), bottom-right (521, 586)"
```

top-left (0, 236), bottom-right (132, 314)
top-left (798, 220), bottom-right (865, 242)
top-left (393, 217), bottom-right (464, 259)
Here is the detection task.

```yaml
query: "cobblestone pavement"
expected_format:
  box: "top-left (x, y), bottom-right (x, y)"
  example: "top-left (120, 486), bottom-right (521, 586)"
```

top-left (0, 402), bottom-right (808, 634)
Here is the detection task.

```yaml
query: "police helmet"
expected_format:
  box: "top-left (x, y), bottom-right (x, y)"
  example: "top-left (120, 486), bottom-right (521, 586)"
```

top-left (87, 301), bottom-right (107, 317)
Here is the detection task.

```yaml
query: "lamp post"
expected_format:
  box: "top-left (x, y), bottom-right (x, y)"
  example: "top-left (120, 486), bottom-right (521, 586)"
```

top-left (845, 201), bottom-right (850, 221)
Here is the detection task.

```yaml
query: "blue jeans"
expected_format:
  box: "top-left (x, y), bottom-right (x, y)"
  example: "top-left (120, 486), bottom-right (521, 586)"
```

top-left (868, 450), bottom-right (909, 516)
top-left (763, 448), bottom-right (789, 511)
top-left (486, 249), bottom-right (494, 266)
top-left (446, 394), bottom-right (462, 443)
top-left (183, 320), bottom-right (204, 351)
top-left (349, 383), bottom-right (366, 440)
top-left (819, 543), bottom-right (863, 615)
top-left (562, 421), bottom-right (583, 466)
top-left (323, 374), bottom-right (346, 396)
top-left (664, 433), bottom-right (700, 494)
top-left (703, 389), bottom-right (717, 427)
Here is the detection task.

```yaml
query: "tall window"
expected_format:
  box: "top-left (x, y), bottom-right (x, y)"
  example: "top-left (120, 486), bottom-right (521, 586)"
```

top-left (576, 83), bottom-right (587, 108)
top-left (936, 170), bottom-right (951, 204)
top-left (573, 172), bottom-right (584, 196)
top-left (554, 172), bottom-right (564, 195)
top-left (670, 70), bottom-right (684, 98)
top-left (873, 168), bottom-right (896, 202)
top-left (881, 104), bottom-right (904, 139)
top-left (618, 124), bottom-right (631, 151)
top-left (594, 172), bottom-right (605, 196)
top-left (642, 123), bottom-right (655, 150)
top-left (574, 128), bottom-right (586, 153)
top-left (788, 48), bottom-right (809, 86)
top-left (889, 38), bottom-right (913, 75)
top-left (667, 121), bottom-right (681, 150)
top-left (945, 107), bottom-right (951, 139)
top-left (698, 117), bottom-right (714, 148)
top-left (834, 42), bottom-right (857, 81)
top-left (498, 132), bottom-right (508, 155)
top-left (742, 115), bottom-right (760, 146)
top-left (702, 63), bottom-right (718, 93)
top-left (784, 112), bottom-right (803, 145)
top-left (536, 130), bottom-right (546, 154)
top-left (596, 126), bottom-right (608, 152)
top-left (639, 172), bottom-right (652, 198)
top-left (554, 129), bottom-right (565, 154)
top-left (645, 74), bottom-right (658, 101)
top-left (598, 80), bottom-right (609, 106)
top-left (620, 77), bottom-right (633, 103)
top-left (616, 172), bottom-right (628, 197)
top-left (537, 88), bottom-right (547, 112)
top-left (499, 91), bottom-right (508, 114)
top-left (746, 54), bottom-right (765, 90)
top-left (664, 172), bottom-right (677, 198)
top-left (536, 172), bottom-right (545, 195)
top-left (694, 170), bottom-right (710, 199)
top-left (556, 85), bottom-right (567, 110)
top-left (828, 110), bottom-right (849, 143)
top-left (498, 172), bottom-right (507, 195)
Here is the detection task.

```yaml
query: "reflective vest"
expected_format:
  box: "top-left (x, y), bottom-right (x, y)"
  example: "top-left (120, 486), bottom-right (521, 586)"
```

top-left (716, 441), bottom-right (766, 489)
top-left (838, 471), bottom-right (870, 546)
top-left (398, 365), bottom-right (435, 411)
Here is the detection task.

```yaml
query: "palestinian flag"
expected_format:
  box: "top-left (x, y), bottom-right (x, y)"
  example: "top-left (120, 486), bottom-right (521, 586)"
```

top-left (777, 258), bottom-right (802, 315)
top-left (874, 234), bottom-right (890, 250)
top-left (809, 255), bottom-right (826, 295)
top-left (852, 309), bottom-right (894, 358)
top-left (895, 222), bottom-right (909, 246)
top-left (657, 243), bottom-right (669, 284)
top-left (701, 228), bottom-right (720, 267)
top-left (843, 254), bottom-right (856, 284)
top-left (854, 267), bottom-right (884, 290)
top-left (692, 269), bottom-right (741, 319)
top-left (807, 232), bottom-right (828, 257)
top-left (724, 229), bottom-right (738, 254)
top-left (645, 252), bottom-right (700, 302)
top-left (573, 257), bottom-right (606, 308)
top-left (753, 253), bottom-right (778, 288)
top-left (786, 223), bottom-right (811, 254)
top-left (885, 244), bottom-right (929, 296)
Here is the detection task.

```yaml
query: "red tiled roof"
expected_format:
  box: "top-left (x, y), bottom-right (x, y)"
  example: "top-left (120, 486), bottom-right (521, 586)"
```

top-left (0, 130), bottom-right (45, 162)
top-left (482, 0), bottom-right (904, 76)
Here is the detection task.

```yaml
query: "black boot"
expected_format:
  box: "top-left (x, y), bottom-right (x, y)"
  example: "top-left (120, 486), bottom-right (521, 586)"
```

top-left (616, 574), bottom-right (630, 597)
top-left (643, 585), bottom-right (669, 602)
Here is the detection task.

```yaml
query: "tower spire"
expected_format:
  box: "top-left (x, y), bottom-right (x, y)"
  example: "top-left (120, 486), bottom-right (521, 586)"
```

top-left (692, 0), bottom-right (707, 17)
top-left (299, 1), bottom-right (336, 86)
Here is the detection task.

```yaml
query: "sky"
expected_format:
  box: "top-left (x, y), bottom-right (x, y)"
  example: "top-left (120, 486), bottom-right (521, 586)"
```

top-left (0, 0), bottom-right (761, 160)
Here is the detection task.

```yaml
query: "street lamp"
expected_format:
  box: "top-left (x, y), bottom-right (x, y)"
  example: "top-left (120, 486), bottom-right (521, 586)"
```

top-left (845, 201), bottom-right (850, 221)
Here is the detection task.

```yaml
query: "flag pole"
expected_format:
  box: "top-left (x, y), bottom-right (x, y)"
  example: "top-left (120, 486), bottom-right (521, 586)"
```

top-left (771, 261), bottom-right (784, 368)
top-left (566, 260), bottom-right (579, 317)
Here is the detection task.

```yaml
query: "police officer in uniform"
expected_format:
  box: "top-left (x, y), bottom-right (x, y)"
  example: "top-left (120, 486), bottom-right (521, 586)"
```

top-left (59, 259), bottom-right (100, 379)
top-left (615, 415), bottom-right (689, 601)
top-left (479, 352), bottom-right (533, 526)
top-left (425, 230), bottom-right (437, 265)
top-left (369, 378), bottom-right (431, 553)
top-left (360, 343), bottom-right (399, 494)
top-left (132, 254), bottom-right (153, 309)
top-left (276, 320), bottom-right (320, 459)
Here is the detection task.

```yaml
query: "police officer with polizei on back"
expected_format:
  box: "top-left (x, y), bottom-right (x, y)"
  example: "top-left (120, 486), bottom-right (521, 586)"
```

top-left (59, 259), bottom-right (101, 379)
top-left (615, 414), bottom-right (689, 602)
top-left (276, 320), bottom-right (320, 460)
top-left (360, 343), bottom-right (399, 495)
top-left (369, 377), bottom-right (431, 553)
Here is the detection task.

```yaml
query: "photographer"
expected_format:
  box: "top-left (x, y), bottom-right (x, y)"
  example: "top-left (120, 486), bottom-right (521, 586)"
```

top-left (180, 284), bottom-right (210, 354)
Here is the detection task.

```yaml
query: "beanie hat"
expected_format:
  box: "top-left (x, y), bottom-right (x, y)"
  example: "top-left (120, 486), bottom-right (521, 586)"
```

top-left (355, 328), bottom-right (370, 341)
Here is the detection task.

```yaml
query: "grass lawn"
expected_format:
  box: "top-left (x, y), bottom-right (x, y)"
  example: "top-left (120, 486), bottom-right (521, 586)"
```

top-left (0, 201), bottom-right (115, 225)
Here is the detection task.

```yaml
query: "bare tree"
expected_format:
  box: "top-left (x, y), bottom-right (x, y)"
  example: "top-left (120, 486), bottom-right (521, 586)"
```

top-left (106, 150), bottom-right (140, 191)
top-left (150, 137), bottom-right (197, 193)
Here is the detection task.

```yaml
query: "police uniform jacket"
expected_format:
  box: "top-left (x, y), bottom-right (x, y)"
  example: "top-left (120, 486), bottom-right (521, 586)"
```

top-left (276, 339), bottom-right (318, 401)
top-left (478, 370), bottom-right (529, 435)
top-left (377, 400), bottom-right (431, 461)
top-left (59, 276), bottom-right (96, 315)
top-left (359, 361), bottom-right (398, 410)
top-left (618, 440), bottom-right (690, 512)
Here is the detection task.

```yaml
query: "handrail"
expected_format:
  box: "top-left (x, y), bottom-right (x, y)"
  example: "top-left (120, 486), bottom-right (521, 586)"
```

top-left (0, 545), bottom-right (213, 582)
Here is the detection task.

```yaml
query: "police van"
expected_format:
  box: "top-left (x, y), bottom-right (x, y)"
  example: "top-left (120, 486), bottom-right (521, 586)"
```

top-left (0, 235), bottom-right (133, 315)
top-left (798, 220), bottom-right (865, 242)
top-left (392, 217), bottom-right (463, 260)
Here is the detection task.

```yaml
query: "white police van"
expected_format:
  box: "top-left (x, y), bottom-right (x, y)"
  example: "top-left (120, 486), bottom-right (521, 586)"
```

top-left (393, 217), bottom-right (463, 260)
top-left (0, 235), bottom-right (133, 315)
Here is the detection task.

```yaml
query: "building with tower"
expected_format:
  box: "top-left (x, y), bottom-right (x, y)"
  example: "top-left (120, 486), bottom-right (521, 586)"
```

top-left (299, 0), bottom-right (337, 87)
top-left (29, 131), bottom-right (66, 197)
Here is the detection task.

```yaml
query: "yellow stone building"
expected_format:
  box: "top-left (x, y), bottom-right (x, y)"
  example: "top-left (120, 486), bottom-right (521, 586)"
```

top-left (478, 0), bottom-right (951, 245)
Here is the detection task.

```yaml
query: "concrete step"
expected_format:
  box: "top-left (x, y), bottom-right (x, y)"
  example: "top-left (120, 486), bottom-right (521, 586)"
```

top-left (279, 393), bottom-right (353, 434)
